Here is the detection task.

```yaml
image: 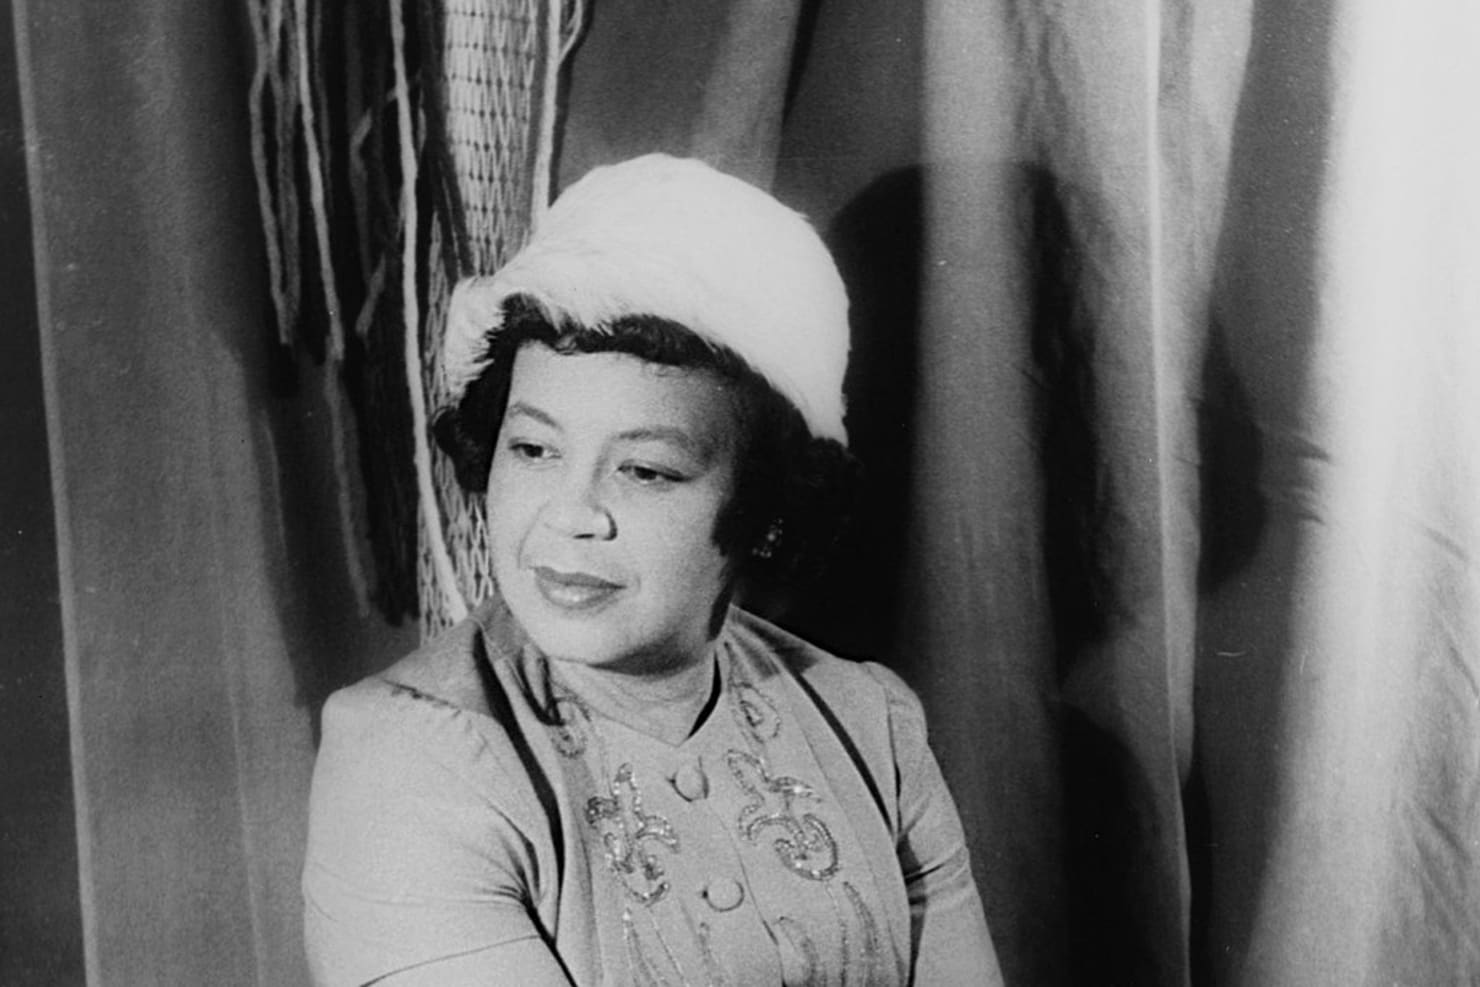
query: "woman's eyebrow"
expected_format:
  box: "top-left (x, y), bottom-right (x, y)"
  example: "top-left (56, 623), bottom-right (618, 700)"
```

top-left (504, 401), bottom-right (560, 429)
top-left (615, 426), bottom-right (712, 458)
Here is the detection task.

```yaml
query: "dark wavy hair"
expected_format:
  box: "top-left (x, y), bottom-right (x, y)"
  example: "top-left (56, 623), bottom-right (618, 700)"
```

top-left (431, 296), bottom-right (859, 588)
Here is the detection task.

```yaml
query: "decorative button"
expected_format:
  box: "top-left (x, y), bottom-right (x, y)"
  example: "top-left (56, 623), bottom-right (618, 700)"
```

top-left (703, 877), bottom-right (745, 912)
top-left (672, 761), bottom-right (709, 801)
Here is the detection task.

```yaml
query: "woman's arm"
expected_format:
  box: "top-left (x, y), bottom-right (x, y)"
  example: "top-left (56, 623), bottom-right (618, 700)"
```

top-left (867, 665), bottom-right (1006, 986)
top-left (304, 683), bottom-right (559, 987)
top-left (895, 742), bottom-right (1004, 985)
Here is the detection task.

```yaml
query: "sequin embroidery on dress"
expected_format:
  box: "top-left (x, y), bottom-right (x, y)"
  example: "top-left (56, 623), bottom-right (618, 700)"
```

top-left (723, 646), bottom-right (841, 881)
top-left (587, 763), bottom-right (682, 905)
top-left (725, 749), bottom-right (840, 881)
top-left (624, 909), bottom-right (674, 987)
top-left (546, 677), bottom-right (594, 758)
top-left (533, 643), bottom-right (888, 985)
top-left (685, 911), bottom-right (732, 987)
top-left (842, 880), bottom-right (883, 987)
top-left (721, 642), bottom-right (885, 984)
top-left (728, 651), bottom-right (782, 744)
top-left (537, 658), bottom-right (710, 984)
top-left (775, 916), bottom-right (823, 987)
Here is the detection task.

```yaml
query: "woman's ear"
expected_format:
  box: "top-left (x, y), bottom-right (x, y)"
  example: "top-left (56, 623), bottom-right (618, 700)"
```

top-left (751, 519), bottom-right (784, 559)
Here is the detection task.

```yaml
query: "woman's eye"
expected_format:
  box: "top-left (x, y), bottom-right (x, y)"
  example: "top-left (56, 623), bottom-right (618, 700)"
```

top-left (620, 463), bottom-right (683, 485)
top-left (508, 440), bottom-right (553, 462)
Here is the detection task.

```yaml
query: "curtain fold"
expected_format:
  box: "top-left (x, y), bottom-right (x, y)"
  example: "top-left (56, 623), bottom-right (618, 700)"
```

top-left (556, 0), bottom-right (804, 191)
top-left (912, 4), bottom-right (1065, 984)
top-left (1203, 2), bottom-right (1480, 982)
top-left (919, 0), bottom-right (1480, 983)
top-left (15, 2), bottom-right (415, 982)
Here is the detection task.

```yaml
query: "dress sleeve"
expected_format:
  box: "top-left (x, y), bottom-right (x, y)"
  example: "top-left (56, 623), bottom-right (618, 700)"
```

top-left (864, 663), bottom-right (1006, 987)
top-left (302, 681), bottom-right (553, 987)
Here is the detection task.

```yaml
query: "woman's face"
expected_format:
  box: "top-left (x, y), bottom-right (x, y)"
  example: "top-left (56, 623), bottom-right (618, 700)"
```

top-left (486, 343), bottom-right (741, 673)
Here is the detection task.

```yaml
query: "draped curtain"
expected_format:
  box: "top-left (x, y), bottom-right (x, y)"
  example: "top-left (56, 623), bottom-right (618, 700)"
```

top-left (15, 0), bottom-right (1478, 983)
top-left (13, 2), bottom-right (416, 983)
top-left (915, 1), bottom-right (1480, 984)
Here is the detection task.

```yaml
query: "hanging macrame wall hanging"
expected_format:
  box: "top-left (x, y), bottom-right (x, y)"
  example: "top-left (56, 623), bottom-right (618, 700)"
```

top-left (246, 0), bottom-right (585, 638)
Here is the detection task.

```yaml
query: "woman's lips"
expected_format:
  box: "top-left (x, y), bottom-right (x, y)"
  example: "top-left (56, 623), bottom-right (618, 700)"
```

top-left (531, 566), bottom-right (623, 610)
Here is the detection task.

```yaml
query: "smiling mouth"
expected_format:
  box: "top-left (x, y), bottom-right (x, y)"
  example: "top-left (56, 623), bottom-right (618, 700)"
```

top-left (531, 566), bottom-right (623, 610)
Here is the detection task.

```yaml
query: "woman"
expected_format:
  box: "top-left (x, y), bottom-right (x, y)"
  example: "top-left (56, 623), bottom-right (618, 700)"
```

top-left (303, 154), bottom-right (1002, 985)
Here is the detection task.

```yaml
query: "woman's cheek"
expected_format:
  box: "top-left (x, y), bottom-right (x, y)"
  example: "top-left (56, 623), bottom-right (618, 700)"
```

top-left (486, 482), bottom-right (530, 565)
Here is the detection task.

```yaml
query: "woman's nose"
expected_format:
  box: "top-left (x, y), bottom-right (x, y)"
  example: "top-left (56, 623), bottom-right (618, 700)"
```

top-left (539, 473), bottom-right (616, 540)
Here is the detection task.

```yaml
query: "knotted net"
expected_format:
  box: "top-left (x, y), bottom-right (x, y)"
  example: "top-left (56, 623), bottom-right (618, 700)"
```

top-left (246, 0), bottom-right (584, 641)
top-left (417, 0), bottom-right (585, 637)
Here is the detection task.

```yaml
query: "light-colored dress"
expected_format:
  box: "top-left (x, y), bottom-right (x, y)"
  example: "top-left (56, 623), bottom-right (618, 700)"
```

top-left (303, 594), bottom-right (1001, 985)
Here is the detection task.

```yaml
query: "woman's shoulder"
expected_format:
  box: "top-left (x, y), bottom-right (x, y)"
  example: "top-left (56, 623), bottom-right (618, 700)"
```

top-left (727, 605), bottom-right (924, 717)
top-left (304, 614), bottom-right (557, 986)
top-left (322, 622), bottom-right (473, 736)
top-left (314, 604), bottom-right (533, 805)
top-left (325, 590), bottom-right (531, 716)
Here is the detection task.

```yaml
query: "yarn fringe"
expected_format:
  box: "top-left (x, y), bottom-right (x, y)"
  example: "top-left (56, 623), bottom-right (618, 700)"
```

top-left (246, 0), bottom-right (586, 633)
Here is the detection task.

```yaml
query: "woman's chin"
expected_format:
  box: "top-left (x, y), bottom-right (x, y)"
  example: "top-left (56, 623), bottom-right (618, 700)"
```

top-left (513, 605), bottom-right (706, 675)
top-left (528, 629), bottom-right (623, 668)
top-left (507, 597), bottom-right (607, 661)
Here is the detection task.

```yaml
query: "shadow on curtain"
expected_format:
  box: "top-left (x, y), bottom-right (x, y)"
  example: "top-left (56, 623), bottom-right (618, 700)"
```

top-left (917, 0), bottom-right (1480, 984)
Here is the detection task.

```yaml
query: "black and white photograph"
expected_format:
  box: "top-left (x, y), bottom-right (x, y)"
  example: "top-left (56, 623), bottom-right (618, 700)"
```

top-left (3, 1), bottom-right (1477, 984)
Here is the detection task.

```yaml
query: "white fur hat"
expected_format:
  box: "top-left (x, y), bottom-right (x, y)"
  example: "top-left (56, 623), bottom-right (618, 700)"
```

top-left (439, 154), bottom-right (850, 444)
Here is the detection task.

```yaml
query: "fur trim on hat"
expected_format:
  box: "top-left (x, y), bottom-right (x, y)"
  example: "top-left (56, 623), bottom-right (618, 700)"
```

top-left (439, 154), bottom-right (850, 444)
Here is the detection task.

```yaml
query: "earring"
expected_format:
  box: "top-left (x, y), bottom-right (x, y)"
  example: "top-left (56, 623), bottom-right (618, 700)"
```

top-left (753, 520), bottom-right (783, 560)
